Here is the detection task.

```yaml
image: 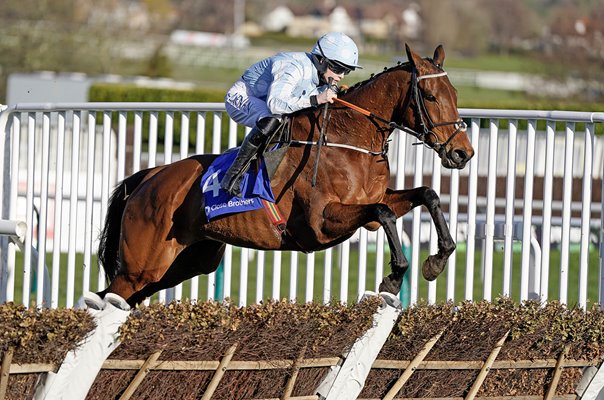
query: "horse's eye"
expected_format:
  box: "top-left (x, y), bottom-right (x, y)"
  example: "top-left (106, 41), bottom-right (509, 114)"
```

top-left (425, 94), bottom-right (437, 102)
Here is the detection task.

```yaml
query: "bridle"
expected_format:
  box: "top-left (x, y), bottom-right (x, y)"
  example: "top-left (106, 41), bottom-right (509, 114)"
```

top-left (334, 67), bottom-right (467, 158)
top-left (400, 68), bottom-right (467, 157)
top-left (290, 65), bottom-right (467, 159)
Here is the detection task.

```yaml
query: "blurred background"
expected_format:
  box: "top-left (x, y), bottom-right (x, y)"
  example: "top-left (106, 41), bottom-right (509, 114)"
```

top-left (2, 0), bottom-right (604, 109)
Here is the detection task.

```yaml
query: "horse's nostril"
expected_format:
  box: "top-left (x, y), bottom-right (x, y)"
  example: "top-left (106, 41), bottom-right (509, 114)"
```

top-left (453, 149), bottom-right (468, 162)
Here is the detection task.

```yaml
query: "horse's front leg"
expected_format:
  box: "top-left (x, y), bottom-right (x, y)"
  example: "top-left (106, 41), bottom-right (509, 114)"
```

top-left (382, 186), bottom-right (456, 281)
top-left (321, 202), bottom-right (408, 295)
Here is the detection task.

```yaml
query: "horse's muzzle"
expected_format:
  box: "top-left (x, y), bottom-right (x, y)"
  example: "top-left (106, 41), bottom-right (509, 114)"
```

top-left (441, 147), bottom-right (473, 169)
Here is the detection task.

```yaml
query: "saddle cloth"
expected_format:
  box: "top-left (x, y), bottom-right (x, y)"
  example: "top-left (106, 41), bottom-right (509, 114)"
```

top-left (201, 149), bottom-right (276, 221)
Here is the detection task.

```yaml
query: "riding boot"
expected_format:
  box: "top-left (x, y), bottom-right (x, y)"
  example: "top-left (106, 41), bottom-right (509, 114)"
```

top-left (221, 117), bottom-right (280, 197)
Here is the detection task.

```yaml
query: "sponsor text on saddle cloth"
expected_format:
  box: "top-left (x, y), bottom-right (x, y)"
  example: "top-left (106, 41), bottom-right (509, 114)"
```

top-left (201, 150), bottom-right (276, 220)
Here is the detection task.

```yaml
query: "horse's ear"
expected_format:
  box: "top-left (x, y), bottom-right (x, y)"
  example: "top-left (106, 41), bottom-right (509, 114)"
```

top-left (405, 43), bottom-right (422, 69)
top-left (433, 45), bottom-right (445, 68)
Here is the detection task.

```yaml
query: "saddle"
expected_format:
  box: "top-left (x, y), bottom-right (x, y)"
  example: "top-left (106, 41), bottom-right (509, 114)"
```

top-left (201, 118), bottom-right (292, 224)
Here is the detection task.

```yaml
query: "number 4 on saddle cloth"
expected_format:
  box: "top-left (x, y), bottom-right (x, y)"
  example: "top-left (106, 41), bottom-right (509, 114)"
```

top-left (201, 148), bottom-right (286, 233)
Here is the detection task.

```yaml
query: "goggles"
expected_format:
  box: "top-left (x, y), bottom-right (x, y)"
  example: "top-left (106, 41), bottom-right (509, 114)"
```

top-left (326, 59), bottom-right (352, 75)
top-left (317, 41), bottom-right (353, 75)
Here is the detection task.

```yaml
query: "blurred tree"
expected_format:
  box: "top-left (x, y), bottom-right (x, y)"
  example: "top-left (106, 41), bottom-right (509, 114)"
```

top-left (144, 0), bottom-right (174, 19)
top-left (453, 0), bottom-right (490, 56)
top-left (0, 0), bottom-right (140, 101)
top-left (414, 0), bottom-right (457, 51)
top-left (545, 2), bottom-right (604, 91)
top-left (145, 45), bottom-right (173, 77)
top-left (1, 0), bottom-right (87, 100)
top-left (171, 0), bottom-right (235, 33)
top-left (418, 0), bottom-right (491, 56)
top-left (142, 0), bottom-right (178, 33)
top-left (483, 0), bottom-right (539, 54)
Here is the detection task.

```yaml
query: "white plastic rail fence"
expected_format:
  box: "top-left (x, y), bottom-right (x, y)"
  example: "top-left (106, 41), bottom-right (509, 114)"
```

top-left (0, 103), bottom-right (602, 309)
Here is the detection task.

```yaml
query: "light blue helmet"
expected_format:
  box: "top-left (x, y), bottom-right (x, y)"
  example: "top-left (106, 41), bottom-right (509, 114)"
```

top-left (311, 32), bottom-right (362, 70)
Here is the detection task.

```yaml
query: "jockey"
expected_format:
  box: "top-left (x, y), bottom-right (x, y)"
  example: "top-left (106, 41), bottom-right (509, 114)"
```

top-left (221, 31), bottom-right (363, 197)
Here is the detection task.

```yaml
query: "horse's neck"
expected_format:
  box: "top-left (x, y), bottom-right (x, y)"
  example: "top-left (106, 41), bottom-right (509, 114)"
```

top-left (325, 70), bottom-right (407, 150)
top-left (289, 69), bottom-right (409, 147)
top-left (342, 69), bottom-right (408, 121)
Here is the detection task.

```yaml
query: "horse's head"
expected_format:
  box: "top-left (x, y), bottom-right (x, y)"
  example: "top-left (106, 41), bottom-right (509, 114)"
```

top-left (400, 44), bottom-right (474, 169)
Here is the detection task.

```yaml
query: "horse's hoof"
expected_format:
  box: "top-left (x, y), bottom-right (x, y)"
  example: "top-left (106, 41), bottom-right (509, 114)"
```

top-left (379, 274), bottom-right (402, 295)
top-left (422, 255), bottom-right (445, 281)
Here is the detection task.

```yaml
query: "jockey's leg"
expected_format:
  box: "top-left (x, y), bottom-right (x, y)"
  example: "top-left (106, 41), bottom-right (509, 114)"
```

top-left (221, 116), bottom-right (280, 197)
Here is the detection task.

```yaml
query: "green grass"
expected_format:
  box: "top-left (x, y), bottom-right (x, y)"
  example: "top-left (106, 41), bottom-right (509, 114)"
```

top-left (446, 53), bottom-right (554, 75)
top-left (10, 243), bottom-right (601, 308)
top-left (456, 86), bottom-right (532, 108)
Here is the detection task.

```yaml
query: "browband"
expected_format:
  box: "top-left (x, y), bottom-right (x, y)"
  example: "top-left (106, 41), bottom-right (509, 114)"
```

top-left (416, 71), bottom-right (448, 81)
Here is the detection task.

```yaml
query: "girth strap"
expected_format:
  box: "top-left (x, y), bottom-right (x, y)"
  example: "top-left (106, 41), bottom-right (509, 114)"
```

top-left (290, 139), bottom-right (386, 157)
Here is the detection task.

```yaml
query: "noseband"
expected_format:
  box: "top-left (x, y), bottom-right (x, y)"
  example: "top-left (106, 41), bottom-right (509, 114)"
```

top-left (390, 68), bottom-right (467, 158)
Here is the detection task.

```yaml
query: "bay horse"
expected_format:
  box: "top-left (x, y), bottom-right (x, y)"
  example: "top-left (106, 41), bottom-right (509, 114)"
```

top-left (96, 44), bottom-right (474, 307)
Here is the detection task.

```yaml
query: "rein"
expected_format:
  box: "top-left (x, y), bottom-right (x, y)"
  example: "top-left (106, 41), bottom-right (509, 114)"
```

top-left (290, 104), bottom-right (389, 157)
top-left (311, 77), bottom-right (334, 187)
top-left (334, 69), bottom-right (467, 158)
top-left (288, 67), bottom-right (467, 163)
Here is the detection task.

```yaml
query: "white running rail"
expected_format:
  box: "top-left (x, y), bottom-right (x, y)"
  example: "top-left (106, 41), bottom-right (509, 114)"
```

top-left (0, 103), bottom-right (602, 309)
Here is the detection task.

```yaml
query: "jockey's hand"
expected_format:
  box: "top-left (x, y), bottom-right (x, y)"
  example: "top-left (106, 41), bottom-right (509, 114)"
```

top-left (316, 87), bottom-right (338, 104)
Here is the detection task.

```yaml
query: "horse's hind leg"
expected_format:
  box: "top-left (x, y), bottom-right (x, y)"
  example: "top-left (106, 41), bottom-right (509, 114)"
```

top-left (127, 239), bottom-right (226, 305)
top-left (321, 202), bottom-right (407, 295)
top-left (382, 186), bottom-right (456, 281)
top-left (105, 160), bottom-right (208, 305)
top-left (104, 213), bottom-right (186, 304)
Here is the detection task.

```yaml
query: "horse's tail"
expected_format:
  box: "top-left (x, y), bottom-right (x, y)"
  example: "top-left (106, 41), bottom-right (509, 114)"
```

top-left (98, 168), bottom-right (152, 282)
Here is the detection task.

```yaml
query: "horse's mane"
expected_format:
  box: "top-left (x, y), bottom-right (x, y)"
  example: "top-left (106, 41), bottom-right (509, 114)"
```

top-left (340, 61), bottom-right (411, 95)
top-left (291, 57), bottom-right (440, 118)
top-left (340, 57), bottom-right (442, 96)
